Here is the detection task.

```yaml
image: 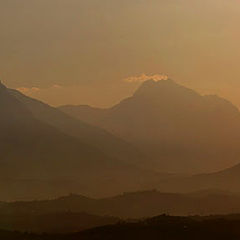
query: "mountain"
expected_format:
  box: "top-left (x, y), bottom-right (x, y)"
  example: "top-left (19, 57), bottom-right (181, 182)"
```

top-left (9, 88), bottom-right (146, 168)
top-left (2, 214), bottom-right (240, 240)
top-left (2, 190), bottom-right (240, 219)
top-left (59, 79), bottom-right (240, 173)
top-left (157, 162), bottom-right (240, 194)
top-left (0, 82), bottom-right (160, 201)
top-left (0, 212), bottom-right (119, 233)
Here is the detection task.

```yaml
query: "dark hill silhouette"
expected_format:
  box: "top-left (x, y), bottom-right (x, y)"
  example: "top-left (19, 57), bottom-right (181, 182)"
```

top-left (59, 79), bottom-right (240, 173)
top-left (0, 212), bottom-right (119, 233)
top-left (2, 215), bottom-right (240, 239)
top-left (2, 190), bottom-right (240, 219)
top-left (0, 82), bottom-right (160, 201)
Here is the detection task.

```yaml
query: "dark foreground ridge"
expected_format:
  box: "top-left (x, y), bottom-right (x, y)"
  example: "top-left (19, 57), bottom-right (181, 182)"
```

top-left (2, 215), bottom-right (240, 240)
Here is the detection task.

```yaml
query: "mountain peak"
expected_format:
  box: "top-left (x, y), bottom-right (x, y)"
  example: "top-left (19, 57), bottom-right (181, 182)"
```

top-left (140, 78), bottom-right (176, 87)
top-left (134, 79), bottom-right (199, 100)
top-left (135, 79), bottom-right (179, 94)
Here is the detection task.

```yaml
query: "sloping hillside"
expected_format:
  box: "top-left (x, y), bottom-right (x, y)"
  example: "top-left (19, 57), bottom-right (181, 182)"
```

top-left (0, 82), bottom-right (159, 200)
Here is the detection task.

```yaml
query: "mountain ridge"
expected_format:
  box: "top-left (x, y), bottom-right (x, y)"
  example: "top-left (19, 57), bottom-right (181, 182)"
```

top-left (0, 82), bottom-right (162, 201)
top-left (9, 88), bottom-right (147, 168)
top-left (59, 79), bottom-right (240, 173)
top-left (2, 190), bottom-right (240, 218)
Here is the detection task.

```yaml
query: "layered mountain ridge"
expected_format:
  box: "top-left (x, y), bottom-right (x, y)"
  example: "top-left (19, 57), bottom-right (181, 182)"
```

top-left (59, 79), bottom-right (240, 173)
top-left (2, 79), bottom-right (240, 200)
top-left (0, 81), bottom-right (160, 200)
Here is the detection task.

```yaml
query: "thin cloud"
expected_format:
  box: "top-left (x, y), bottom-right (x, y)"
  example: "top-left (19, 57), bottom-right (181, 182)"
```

top-left (17, 84), bottom-right (62, 94)
top-left (17, 87), bottom-right (40, 93)
top-left (52, 84), bottom-right (62, 89)
top-left (123, 74), bottom-right (169, 83)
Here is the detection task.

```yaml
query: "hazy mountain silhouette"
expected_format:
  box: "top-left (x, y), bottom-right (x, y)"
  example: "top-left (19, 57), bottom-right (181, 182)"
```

top-left (9, 88), bottom-right (146, 167)
top-left (59, 79), bottom-right (240, 173)
top-left (2, 190), bottom-right (240, 219)
top-left (157, 162), bottom-right (240, 194)
top-left (0, 82), bottom-right (160, 200)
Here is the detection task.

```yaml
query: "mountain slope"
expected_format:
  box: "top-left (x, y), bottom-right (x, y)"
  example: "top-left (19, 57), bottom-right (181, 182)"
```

top-left (9, 89), bottom-right (146, 168)
top-left (59, 79), bottom-right (240, 173)
top-left (157, 162), bottom-right (240, 194)
top-left (0, 82), bottom-right (159, 200)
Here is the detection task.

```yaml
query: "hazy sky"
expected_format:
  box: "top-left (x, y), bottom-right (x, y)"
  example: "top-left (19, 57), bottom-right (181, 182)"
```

top-left (1, 0), bottom-right (240, 107)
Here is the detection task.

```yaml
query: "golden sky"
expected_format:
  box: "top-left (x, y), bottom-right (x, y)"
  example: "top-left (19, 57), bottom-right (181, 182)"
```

top-left (1, 0), bottom-right (240, 107)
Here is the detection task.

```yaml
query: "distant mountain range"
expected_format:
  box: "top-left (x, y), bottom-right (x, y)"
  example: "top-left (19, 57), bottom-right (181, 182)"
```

top-left (59, 79), bottom-right (240, 173)
top-left (157, 162), bottom-right (240, 194)
top-left (10, 88), bottom-right (146, 168)
top-left (2, 79), bottom-right (240, 200)
top-left (0, 81), bottom-right (161, 200)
